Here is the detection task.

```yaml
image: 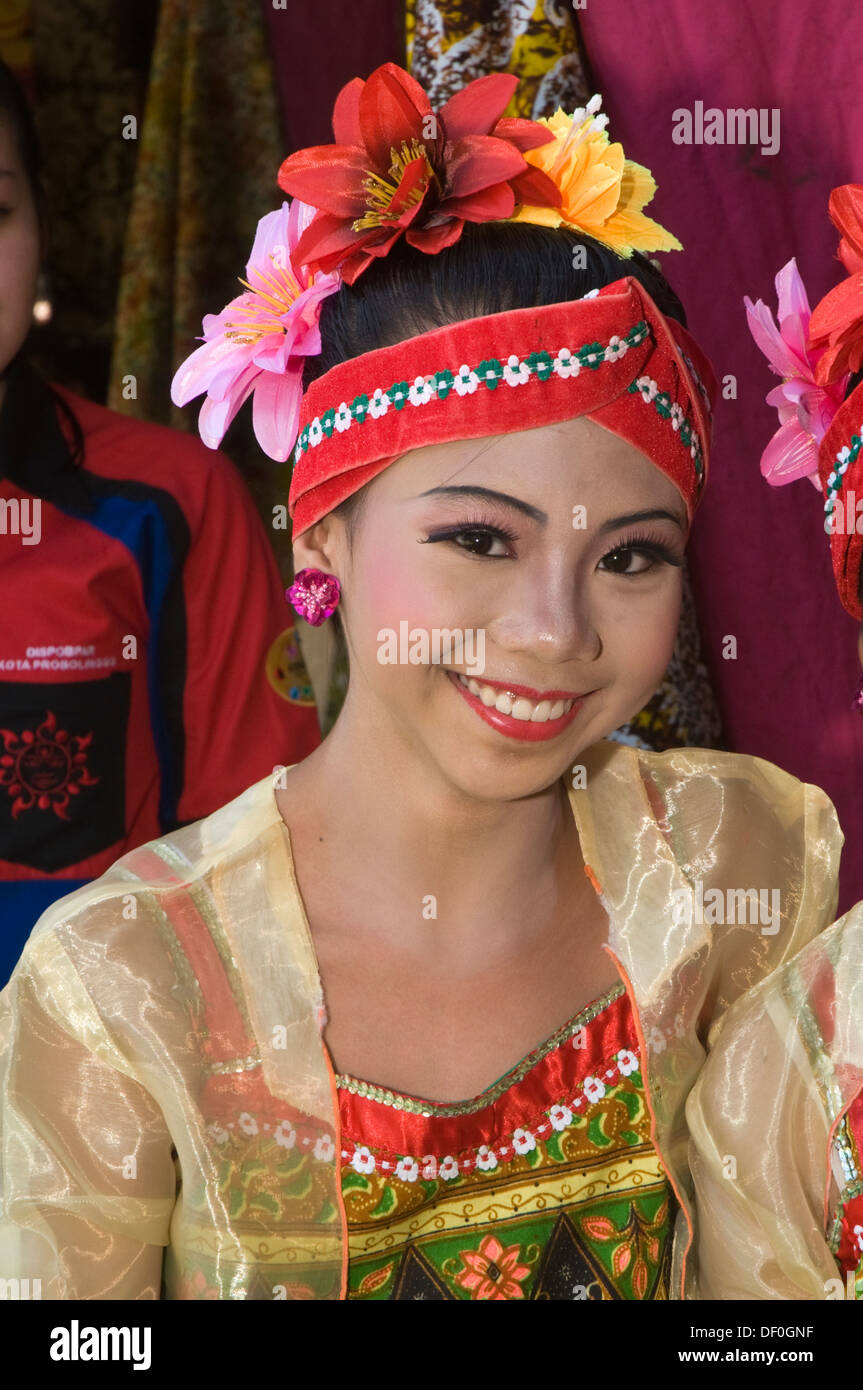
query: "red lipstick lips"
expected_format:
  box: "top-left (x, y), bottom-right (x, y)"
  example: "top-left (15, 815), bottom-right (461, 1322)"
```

top-left (446, 670), bottom-right (591, 743)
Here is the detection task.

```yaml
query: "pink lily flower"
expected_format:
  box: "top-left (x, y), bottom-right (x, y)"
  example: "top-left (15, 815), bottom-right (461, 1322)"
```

top-left (171, 200), bottom-right (340, 461)
top-left (744, 258), bottom-right (848, 489)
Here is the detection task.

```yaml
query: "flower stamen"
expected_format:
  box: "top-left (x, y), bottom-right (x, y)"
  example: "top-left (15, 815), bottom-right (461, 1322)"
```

top-left (353, 139), bottom-right (434, 231)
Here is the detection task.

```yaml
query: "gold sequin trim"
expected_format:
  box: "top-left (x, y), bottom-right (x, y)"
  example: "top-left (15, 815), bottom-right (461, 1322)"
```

top-left (205, 1051), bottom-right (262, 1076)
top-left (334, 981), bottom-right (625, 1117)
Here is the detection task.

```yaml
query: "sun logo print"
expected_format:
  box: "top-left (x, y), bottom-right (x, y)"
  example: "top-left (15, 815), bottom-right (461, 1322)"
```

top-left (0, 710), bottom-right (100, 819)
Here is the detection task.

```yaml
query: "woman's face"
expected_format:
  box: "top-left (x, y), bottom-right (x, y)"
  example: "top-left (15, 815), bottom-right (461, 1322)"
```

top-left (0, 118), bottom-right (41, 379)
top-left (297, 415), bottom-right (688, 801)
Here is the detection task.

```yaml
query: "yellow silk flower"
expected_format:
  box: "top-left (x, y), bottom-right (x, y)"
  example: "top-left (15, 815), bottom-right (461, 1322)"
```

top-left (512, 97), bottom-right (682, 258)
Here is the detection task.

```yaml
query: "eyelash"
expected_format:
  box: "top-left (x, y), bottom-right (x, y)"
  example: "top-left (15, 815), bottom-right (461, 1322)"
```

top-left (420, 516), bottom-right (683, 574)
top-left (420, 513), bottom-right (520, 554)
top-left (601, 531), bottom-right (684, 575)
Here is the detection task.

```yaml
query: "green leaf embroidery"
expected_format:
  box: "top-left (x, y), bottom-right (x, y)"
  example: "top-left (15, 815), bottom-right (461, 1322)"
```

top-left (248, 1192), bottom-right (281, 1218)
top-left (341, 1170), bottom-right (371, 1193)
top-left (368, 1184), bottom-right (397, 1219)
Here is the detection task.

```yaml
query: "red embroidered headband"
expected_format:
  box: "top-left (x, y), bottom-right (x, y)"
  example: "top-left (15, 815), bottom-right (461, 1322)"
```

top-left (288, 276), bottom-right (716, 537)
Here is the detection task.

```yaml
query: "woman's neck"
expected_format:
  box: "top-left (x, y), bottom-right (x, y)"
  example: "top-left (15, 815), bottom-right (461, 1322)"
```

top-left (281, 691), bottom-right (588, 958)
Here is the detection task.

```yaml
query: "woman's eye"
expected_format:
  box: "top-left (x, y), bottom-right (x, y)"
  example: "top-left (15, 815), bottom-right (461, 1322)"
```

top-left (452, 528), bottom-right (512, 557)
top-left (600, 546), bottom-right (657, 575)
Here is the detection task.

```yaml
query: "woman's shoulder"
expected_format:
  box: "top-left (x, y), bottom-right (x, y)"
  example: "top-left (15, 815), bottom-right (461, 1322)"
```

top-left (577, 738), bottom-right (842, 952)
top-left (18, 771), bottom-right (285, 968)
top-left (586, 736), bottom-right (840, 840)
top-left (49, 381), bottom-right (252, 516)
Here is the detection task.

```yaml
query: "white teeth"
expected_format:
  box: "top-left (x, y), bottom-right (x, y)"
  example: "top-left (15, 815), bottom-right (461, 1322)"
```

top-left (511, 697), bottom-right (535, 721)
top-left (454, 672), bottom-right (578, 723)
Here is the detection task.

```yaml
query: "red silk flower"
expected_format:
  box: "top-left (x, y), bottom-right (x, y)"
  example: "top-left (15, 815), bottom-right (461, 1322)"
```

top-left (809, 184), bottom-right (863, 386)
top-left (277, 62), bottom-right (561, 285)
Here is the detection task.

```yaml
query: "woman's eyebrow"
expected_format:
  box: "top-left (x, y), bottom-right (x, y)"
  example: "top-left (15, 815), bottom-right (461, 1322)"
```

top-left (415, 490), bottom-right (686, 533)
top-left (599, 508), bottom-right (687, 533)
top-left (416, 485), bottom-right (547, 523)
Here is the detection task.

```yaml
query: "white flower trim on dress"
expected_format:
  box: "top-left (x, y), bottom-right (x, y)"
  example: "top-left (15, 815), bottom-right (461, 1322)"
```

top-left (339, 1045), bottom-right (641, 1179)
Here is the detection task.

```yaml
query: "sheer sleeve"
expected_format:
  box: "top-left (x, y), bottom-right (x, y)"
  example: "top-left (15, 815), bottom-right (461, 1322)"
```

top-left (0, 923), bottom-right (177, 1299)
top-left (684, 904), bottom-right (863, 1299)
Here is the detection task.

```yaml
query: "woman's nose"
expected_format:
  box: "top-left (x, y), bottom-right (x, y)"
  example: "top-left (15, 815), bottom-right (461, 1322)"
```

top-left (487, 567), bottom-right (602, 666)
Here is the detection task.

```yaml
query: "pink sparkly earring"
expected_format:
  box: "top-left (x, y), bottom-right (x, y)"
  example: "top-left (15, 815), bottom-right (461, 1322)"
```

top-left (286, 568), bottom-right (341, 626)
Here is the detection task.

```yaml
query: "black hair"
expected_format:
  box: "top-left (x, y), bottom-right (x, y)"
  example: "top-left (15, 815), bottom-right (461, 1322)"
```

top-left (301, 220), bottom-right (687, 536)
top-left (0, 59), bottom-right (90, 509)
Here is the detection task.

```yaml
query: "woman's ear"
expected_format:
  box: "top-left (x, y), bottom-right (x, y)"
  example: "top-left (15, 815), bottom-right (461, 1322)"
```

top-left (292, 514), bottom-right (346, 579)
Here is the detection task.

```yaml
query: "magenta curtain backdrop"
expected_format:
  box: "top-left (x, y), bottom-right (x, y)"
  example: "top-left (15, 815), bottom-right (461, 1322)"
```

top-left (581, 0), bottom-right (863, 913)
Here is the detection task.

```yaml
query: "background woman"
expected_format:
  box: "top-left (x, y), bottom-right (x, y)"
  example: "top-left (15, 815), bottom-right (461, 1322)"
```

top-left (0, 61), bottom-right (320, 987)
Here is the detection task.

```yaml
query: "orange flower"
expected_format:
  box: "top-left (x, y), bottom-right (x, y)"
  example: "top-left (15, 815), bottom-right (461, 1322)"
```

top-left (455, 1233), bottom-right (531, 1300)
top-left (512, 96), bottom-right (682, 259)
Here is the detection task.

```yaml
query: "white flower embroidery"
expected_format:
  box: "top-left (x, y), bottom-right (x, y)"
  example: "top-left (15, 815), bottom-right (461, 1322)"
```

top-left (351, 1144), bottom-right (376, 1175)
top-left (503, 353), bottom-right (530, 387)
top-left (670, 402), bottom-right (685, 432)
top-left (273, 1119), bottom-right (296, 1149)
top-left (207, 1122), bottom-right (229, 1145)
top-left (333, 402), bottom-right (352, 433)
top-left (646, 1026), bottom-right (667, 1054)
top-left (475, 1144), bottom-right (498, 1171)
top-left (238, 1111), bottom-right (259, 1137)
top-left (512, 1127), bottom-right (536, 1155)
top-left (552, 347), bottom-right (580, 380)
top-left (368, 387), bottom-right (389, 419)
top-left (548, 1103), bottom-right (573, 1132)
top-left (604, 335), bottom-right (628, 363)
top-left (583, 1076), bottom-right (606, 1104)
top-left (637, 376), bottom-right (659, 402)
top-left (616, 1049), bottom-right (639, 1076)
top-left (580, 287), bottom-right (600, 300)
top-left (308, 418), bottom-right (324, 447)
top-left (313, 1134), bottom-right (335, 1162)
top-left (408, 374), bottom-right (435, 406)
top-left (395, 1155), bottom-right (420, 1182)
top-left (438, 1155), bottom-right (460, 1180)
top-left (453, 364), bottom-right (479, 396)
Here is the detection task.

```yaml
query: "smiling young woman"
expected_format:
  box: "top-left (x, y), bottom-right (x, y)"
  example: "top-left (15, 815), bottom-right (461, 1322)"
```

top-left (0, 64), bottom-right (851, 1302)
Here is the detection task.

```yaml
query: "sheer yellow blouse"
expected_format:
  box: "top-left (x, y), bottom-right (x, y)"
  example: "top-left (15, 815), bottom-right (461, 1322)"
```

top-left (0, 739), bottom-right (855, 1299)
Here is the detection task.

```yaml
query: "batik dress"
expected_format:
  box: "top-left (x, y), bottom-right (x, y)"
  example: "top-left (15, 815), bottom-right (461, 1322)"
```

top-left (338, 983), bottom-right (676, 1300)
